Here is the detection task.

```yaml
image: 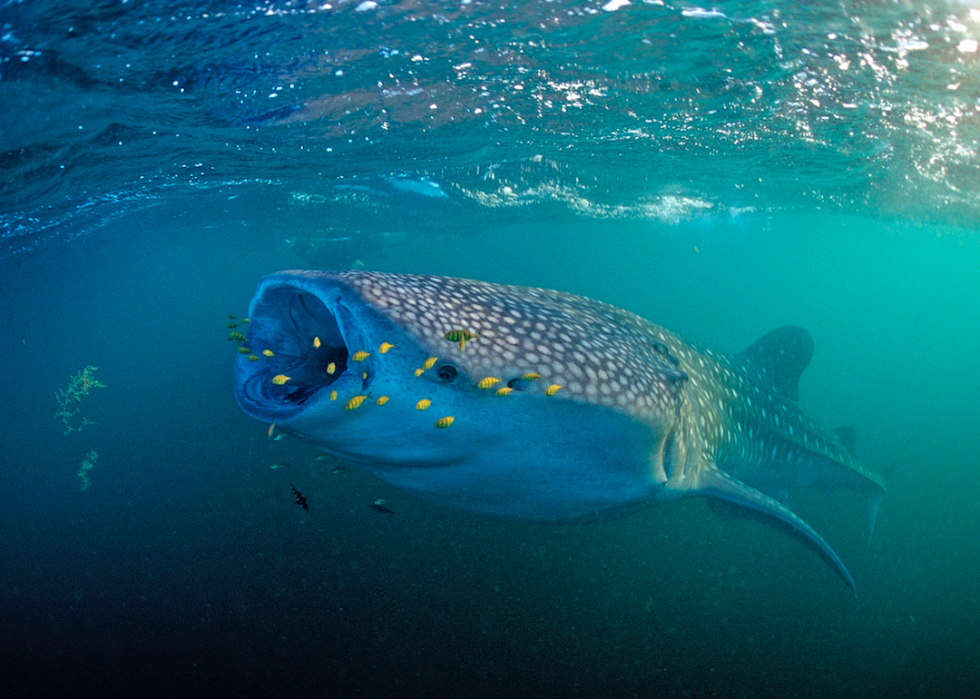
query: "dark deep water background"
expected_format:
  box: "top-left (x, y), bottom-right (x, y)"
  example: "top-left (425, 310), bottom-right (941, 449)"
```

top-left (2, 1), bottom-right (980, 697)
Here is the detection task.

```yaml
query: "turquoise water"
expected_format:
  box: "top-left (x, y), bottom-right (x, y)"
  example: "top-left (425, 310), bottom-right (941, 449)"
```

top-left (1, 1), bottom-right (979, 697)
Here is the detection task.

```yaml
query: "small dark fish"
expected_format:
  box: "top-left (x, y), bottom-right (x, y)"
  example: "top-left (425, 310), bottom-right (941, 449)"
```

top-left (331, 466), bottom-right (348, 474)
top-left (291, 484), bottom-right (308, 511)
top-left (226, 313), bottom-right (237, 319)
top-left (226, 322), bottom-right (239, 329)
top-left (370, 498), bottom-right (395, 514)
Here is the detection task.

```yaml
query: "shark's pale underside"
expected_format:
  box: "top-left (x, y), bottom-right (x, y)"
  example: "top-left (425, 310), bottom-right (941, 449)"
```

top-left (234, 271), bottom-right (885, 590)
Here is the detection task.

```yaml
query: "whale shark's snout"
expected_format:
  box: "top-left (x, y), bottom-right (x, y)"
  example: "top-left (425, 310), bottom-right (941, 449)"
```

top-left (234, 272), bottom-right (381, 423)
top-left (234, 271), bottom-right (495, 473)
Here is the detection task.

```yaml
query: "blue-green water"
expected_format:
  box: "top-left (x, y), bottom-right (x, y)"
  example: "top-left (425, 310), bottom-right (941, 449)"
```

top-left (1, 1), bottom-right (979, 697)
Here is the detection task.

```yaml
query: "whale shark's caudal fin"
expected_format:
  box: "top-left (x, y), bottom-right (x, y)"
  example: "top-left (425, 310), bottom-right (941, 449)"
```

top-left (864, 491), bottom-right (883, 556)
top-left (864, 433), bottom-right (916, 556)
top-left (698, 466), bottom-right (856, 592)
top-left (831, 425), bottom-right (876, 550)
top-left (829, 425), bottom-right (886, 555)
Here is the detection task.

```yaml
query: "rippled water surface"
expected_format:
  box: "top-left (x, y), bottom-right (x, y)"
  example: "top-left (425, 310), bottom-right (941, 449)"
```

top-left (1, 2), bottom-right (979, 697)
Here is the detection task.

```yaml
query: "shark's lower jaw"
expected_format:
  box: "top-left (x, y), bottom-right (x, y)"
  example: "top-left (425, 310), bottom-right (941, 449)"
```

top-left (234, 278), bottom-right (363, 423)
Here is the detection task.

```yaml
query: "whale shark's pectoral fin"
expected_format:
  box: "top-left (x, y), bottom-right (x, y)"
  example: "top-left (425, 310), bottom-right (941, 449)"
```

top-left (698, 466), bottom-right (855, 592)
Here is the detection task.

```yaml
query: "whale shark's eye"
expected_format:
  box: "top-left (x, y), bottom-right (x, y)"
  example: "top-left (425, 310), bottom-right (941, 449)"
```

top-left (436, 364), bottom-right (458, 383)
top-left (506, 377), bottom-right (532, 392)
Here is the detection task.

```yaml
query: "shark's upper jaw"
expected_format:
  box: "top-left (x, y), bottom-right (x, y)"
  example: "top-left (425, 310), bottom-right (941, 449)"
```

top-left (234, 275), bottom-right (376, 423)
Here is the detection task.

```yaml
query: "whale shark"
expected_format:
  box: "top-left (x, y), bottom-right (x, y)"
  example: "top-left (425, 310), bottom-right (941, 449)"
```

top-left (233, 271), bottom-right (885, 590)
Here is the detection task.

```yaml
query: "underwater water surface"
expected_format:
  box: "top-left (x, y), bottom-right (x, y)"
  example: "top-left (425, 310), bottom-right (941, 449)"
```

top-left (1, 1), bottom-right (979, 697)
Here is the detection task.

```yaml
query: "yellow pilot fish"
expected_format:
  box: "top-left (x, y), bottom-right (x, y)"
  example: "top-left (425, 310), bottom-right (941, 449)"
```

top-left (444, 329), bottom-right (478, 351)
top-left (345, 395), bottom-right (367, 410)
top-left (271, 374), bottom-right (290, 385)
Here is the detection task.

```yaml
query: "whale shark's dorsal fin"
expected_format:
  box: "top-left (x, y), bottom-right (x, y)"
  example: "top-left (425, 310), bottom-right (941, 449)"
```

top-left (738, 326), bottom-right (814, 401)
top-left (833, 425), bottom-right (858, 454)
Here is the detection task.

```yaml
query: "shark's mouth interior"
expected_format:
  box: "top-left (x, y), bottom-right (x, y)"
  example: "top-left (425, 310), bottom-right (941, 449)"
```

top-left (236, 284), bottom-right (353, 418)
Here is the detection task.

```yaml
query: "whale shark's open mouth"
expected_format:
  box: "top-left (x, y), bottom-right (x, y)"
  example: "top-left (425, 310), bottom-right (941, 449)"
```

top-left (234, 278), bottom-right (370, 422)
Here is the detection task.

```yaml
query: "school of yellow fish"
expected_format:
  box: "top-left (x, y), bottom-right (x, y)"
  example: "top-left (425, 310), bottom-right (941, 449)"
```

top-left (227, 314), bottom-right (565, 430)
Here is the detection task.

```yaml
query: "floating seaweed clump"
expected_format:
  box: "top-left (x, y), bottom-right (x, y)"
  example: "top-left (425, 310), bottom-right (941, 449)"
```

top-left (55, 366), bottom-right (106, 434)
